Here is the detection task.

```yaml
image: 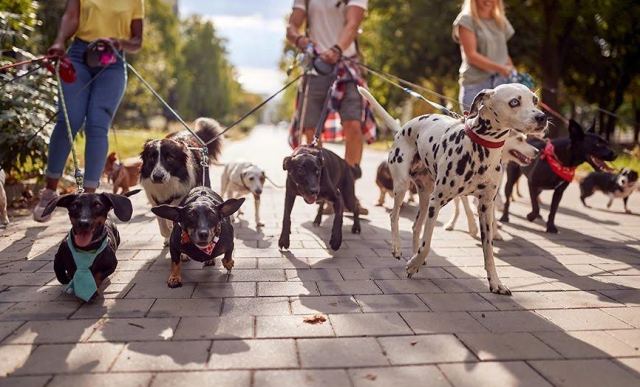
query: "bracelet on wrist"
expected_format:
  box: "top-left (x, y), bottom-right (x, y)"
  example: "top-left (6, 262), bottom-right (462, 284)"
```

top-left (331, 44), bottom-right (343, 56)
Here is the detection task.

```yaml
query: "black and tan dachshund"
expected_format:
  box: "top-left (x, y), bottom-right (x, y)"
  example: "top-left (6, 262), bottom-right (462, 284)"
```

top-left (501, 120), bottom-right (616, 233)
top-left (42, 190), bottom-right (139, 300)
top-left (279, 146), bottom-right (361, 251)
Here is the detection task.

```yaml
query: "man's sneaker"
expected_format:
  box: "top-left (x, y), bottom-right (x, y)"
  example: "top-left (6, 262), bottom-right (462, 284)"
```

top-left (33, 188), bottom-right (58, 222)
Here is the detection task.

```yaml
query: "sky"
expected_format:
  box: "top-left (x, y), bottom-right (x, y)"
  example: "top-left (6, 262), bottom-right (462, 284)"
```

top-left (179, 0), bottom-right (293, 95)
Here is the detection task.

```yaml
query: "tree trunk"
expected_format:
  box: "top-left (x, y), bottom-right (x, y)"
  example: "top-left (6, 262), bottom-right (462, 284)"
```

top-left (634, 103), bottom-right (640, 144)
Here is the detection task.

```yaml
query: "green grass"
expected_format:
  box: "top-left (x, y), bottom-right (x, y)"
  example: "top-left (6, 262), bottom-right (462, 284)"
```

top-left (72, 128), bottom-right (167, 164)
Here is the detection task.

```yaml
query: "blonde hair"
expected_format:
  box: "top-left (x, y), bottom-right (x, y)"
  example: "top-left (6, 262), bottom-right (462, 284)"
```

top-left (461, 0), bottom-right (507, 30)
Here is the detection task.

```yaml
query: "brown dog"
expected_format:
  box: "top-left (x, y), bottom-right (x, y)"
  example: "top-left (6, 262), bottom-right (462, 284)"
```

top-left (104, 152), bottom-right (142, 194)
top-left (375, 160), bottom-right (417, 206)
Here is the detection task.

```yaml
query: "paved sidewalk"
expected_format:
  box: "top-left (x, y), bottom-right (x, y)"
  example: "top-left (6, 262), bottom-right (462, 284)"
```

top-left (1, 125), bottom-right (639, 387)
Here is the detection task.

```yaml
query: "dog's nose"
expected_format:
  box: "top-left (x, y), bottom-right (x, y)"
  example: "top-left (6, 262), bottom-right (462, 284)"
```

top-left (78, 219), bottom-right (91, 229)
top-left (197, 230), bottom-right (209, 240)
top-left (535, 113), bottom-right (547, 124)
top-left (152, 172), bottom-right (164, 182)
top-left (255, 188), bottom-right (262, 195)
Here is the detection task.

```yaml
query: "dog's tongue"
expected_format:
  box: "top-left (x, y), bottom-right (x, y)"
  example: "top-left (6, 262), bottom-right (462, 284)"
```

top-left (73, 231), bottom-right (93, 248)
top-left (303, 194), bottom-right (317, 204)
top-left (591, 156), bottom-right (615, 172)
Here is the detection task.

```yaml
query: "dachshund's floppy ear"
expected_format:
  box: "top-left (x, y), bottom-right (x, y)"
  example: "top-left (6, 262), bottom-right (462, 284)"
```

top-left (100, 193), bottom-right (134, 221)
top-left (41, 193), bottom-right (77, 218)
top-left (467, 89), bottom-right (493, 117)
top-left (218, 198), bottom-right (245, 218)
top-left (151, 204), bottom-right (182, 222)
top-left (283, 156), bottom-right (292, 171)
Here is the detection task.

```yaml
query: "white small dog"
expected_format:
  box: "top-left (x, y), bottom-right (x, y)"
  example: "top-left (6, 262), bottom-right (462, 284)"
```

top-left (0, 169), bottom-right (9, 227)
top-left (444, 132), bottom-right (539, 240)
top-left (221, 161), bottom-right (279, 228)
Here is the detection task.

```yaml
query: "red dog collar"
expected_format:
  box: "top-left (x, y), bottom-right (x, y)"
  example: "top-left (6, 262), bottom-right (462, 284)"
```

top-left (541, 141), bottom-right (575, 182)
top-left (464, 125), bottom-right (505, 149)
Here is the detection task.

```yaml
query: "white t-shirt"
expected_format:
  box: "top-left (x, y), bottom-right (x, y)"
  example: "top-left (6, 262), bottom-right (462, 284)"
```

top-left (293, 0), bottom-right (368, 58)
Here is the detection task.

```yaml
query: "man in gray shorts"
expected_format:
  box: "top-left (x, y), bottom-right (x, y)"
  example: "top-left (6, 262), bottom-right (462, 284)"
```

top-left (287, 0), bottom-right (373, 214)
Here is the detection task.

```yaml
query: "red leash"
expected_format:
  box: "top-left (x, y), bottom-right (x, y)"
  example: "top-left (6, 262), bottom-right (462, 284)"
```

top-left (0, 56), bottom-right (50, 71)
top-left (1, 55), bottom-right (76, 84)
top-left (539, 101), bottom-right (569, 126)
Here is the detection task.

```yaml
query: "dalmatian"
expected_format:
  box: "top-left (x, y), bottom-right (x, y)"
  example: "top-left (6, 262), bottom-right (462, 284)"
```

top-left (221, 161), bottom-right (279, 228)
top-left (359, 84), bottom-right (547, 295)
top-left (444, 131), bottom-right (539, 240)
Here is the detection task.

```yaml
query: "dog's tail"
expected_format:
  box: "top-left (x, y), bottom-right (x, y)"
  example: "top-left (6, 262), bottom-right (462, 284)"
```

top-left (357, 86), bottom-right (401, 132)
top-left (194, 117), bottom-right (223, 162)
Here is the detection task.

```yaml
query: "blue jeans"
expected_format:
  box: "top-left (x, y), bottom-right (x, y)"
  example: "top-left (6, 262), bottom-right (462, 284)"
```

top-left (459, 74), bottom-right (508, 114)
top-left (45, 39), bottom-right (126, 189)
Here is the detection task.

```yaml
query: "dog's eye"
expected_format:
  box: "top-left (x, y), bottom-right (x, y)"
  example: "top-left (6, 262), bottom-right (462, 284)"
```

top-left (509, 99), bottom-right (520, 108)
top-left (249, 177), bottom-right (254, 181)
top-left (92, 202), bottom-right (103, 209)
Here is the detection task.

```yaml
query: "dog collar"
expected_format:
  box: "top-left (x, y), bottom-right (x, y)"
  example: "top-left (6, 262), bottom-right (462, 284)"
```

top-left (541, 141), bottom-right (575, 182)
top-left (464, 125), bottom-right (505, 149)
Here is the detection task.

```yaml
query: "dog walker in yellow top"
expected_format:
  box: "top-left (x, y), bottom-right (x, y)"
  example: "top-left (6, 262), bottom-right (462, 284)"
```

top-left (75, 0), bottom-right (144, 42)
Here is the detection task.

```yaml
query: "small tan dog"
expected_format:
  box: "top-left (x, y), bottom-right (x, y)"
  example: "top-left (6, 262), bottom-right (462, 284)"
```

top-left (104, 152), bottom-right (142, 194)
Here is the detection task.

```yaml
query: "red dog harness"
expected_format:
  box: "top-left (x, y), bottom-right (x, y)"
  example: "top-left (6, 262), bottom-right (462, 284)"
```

top-left (464, 125), bottom-right (505, 149)
top-left (541, 141), bottom-right (575, 182)
top-left (180, 229), bottom-right (219, 256)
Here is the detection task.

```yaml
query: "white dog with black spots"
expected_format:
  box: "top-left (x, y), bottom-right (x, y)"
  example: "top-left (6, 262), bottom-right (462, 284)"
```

top-left (360, 84), bottom-right (547, 294)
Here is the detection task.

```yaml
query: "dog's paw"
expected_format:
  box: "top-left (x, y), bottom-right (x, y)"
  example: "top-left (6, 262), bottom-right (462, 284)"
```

top-left (351, 223), bottom-right (361, 234)
top-left (499, 214), bottom-right (509, 223)
top-left (444, 222), bottom-right (454, 231)
top-left (489, 281), bottom-right (511, 295)
top-left (163, 238), bottom-right (170, 247)
top-left (203, 259), bottom-right (215, 267)
top-left (406, 255), bottom-right (422, 277)
top-left (222, 258), bottom-right (234, 272)
top-left (526, 212), bottom-right (539, 222)
top-left (278, 235), bottom-right (290, 250)
top-left (312, 218), bottom-right (321, 227)
top-left (625, 209), bottom-right (632, 214)
top-left (375, 202), bottom-right (384, 207)
top-left (329, 235), bottom-right (342, 251)
top-left (493, 231), bottom-right (504, 241)
top-left (546, 224), bottom-right (558, 234)
top-left (256, 222), bottom-right (265, 228)
top-left (469, 226), bottom-right (479, 238)
top-left (180, 254), bottom-right (190, 262)
top-left (392, 247), bottom-right (402, 260)
top-left (167, 275), bottom-right (182, 288)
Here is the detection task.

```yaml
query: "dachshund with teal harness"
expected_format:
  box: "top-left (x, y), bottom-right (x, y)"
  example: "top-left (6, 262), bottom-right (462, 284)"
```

top-left (42, 190), bottom-right (139, 302)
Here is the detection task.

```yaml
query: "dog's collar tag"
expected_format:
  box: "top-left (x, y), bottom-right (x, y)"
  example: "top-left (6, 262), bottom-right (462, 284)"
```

top-left (464, 125), bottom-right (505, 149)
top-left (66, 232), bottom-right (109, 302)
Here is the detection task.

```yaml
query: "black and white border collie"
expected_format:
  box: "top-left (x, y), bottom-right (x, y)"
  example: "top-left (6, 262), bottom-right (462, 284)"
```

top-left (140, 118), bottom-right (223, 244)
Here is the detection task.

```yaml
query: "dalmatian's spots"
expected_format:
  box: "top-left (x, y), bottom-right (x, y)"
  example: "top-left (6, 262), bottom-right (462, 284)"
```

top-left (428, 136), bottom-right (433, 143)
top-left (389, 148), bottom-right (403, 164)
top-left (449, 180), bottom-right (455, 187)
top-left (458, 186), bottom-right (464, 194)
top-left (416, 134), bottom-right (420, 139)
top-left (442, 177), bottom-right (447, 185)
top-left (480, 204), bottom-right (487, 213)
top-left (449, 132), bottom-right (456, 142)
top-left (433, 118), bottom-right (439, 122)
top-left (495, 165), bottom-right (501, 172)
top-left (408, 127), bottom-right (412, 136)
top-left (478, 183), bottom-right (486, 189)
top-left (401, 129), bottom-right (405, 136)
top-left (419, 115), bottom-right (431, 121)
top-left (478, 165), bottom-right (487, 175)
top-left (464, 170), bottom-right (473, 182)
top-left (448, 149), bottom-right (453, 157)
top-left (456, 153), bottom-right (470, 175)
top-left (428, 206), bottom-right (435, 218)
top-left (438, 192), bottom-right (443, 198)
top-left (495, 129), bottom-right (509, 138)
top-left (421, 241), bottom-right (425, 247)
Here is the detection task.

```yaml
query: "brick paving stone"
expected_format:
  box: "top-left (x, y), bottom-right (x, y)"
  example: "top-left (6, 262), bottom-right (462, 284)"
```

top-left (0, 301), bottom-right (79, 321)
top-left (439, 361), bottom-right (552, 387)
top-left (0, 321), bottom-right (23, 342)
top-left (0, 286), bottom-right (62, 304)
top-left (401, 312), bottom-right (487, 334)
top-left (457, 332), bottom-right (561, 360)
top-left (605, 329), bottom-right (640, 350)
top-left (378, 334), bottom-right (475, 364)
top-left (173, 316), bottom-right (254, 339)
top-left (602, 307), bottom-right (640, 327)
top-left (0, 344), bottom-right (33, 377)
top-left (285, 268), bottom-right (343, 281)
top-left (470, 311), bottom-right (562, 332)
top-left (298, 337), bottom-right (388, 368)
top-left (88, 317), bottom-right (179, 342)
top-left (254, 369), bottom-right (351, 387)
top-left (256, 315), bottom-right (333, 338)
top-left (71, 299), bottom-right (154, 319)
top-left (330, 312), bottom-right (412, 336)
top-left (316, 280), bottom-right (382, 295)
top-left (147, 298), bottom-right (222, 317)
top-left (349, 365), bottom-right (450, 387)
top-left (0, 376), bottom-right (50, 387)
top-left (12, 342), bottom-right (123, 375)
top-left (339, 268), bottom-right (399, 280)
top-left (151, 371), bottom-right (250, 387)
top-left (125, 283), bottom-right (196, 299)
top-left (112, 341), bottom-right (210, 371)
top-left (375, 279), bottom-right (442, 294)
top-left (355, 294), bottom-right (428, 312)
top-left (257, 281), bottom-right (319, 296)
top-left (3, 320), bottom-right (96, 344)
top-left (192, 282), bottom-right (256, 298)
top-left (535, 330), bottom-right (640, 358)
top-left (291, 296), bottom-right (360, 314)
top-left (222, 297), bottom-right (290, 316)
top-left (418, 292), bottom-right (496, 312)
top-left (48, 373), bottom-right (153, 387)
top-left (529, 359), bottom-right (640, 387)
top-left (535, 309), bottom-right (632, 330)
top-left (209, 339), bottom-right (297, 369)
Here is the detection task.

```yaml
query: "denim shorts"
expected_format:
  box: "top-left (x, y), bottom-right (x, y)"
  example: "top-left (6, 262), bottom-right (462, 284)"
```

top-left (459, 74), bottom-right (508, 113)
top-left (301, 73), bottom-right (362, 129)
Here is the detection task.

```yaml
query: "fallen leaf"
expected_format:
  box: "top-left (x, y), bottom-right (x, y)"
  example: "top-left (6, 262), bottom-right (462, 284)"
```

top-left (364, 374), bottom-right (377, 381)
top-left (410, 341), bottom-right (418, 346)
top-left (303, 314), bottom-right (327, 324)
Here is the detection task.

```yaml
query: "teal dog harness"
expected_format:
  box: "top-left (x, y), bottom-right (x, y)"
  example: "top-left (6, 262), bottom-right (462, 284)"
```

top-left (65, 232), bottom-right (109, 302)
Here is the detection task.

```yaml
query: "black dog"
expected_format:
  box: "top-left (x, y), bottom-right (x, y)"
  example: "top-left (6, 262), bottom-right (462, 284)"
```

top-left (279, 146), bottom-right (361, 251)
top-left (502, 119), bottom-right (616, 233)
top-left (42, 189), bottom-right (139, 301)
top-left (151, 186), bottom-right (244, 288)
top-left (580, 168), bottom-right (638, 213)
